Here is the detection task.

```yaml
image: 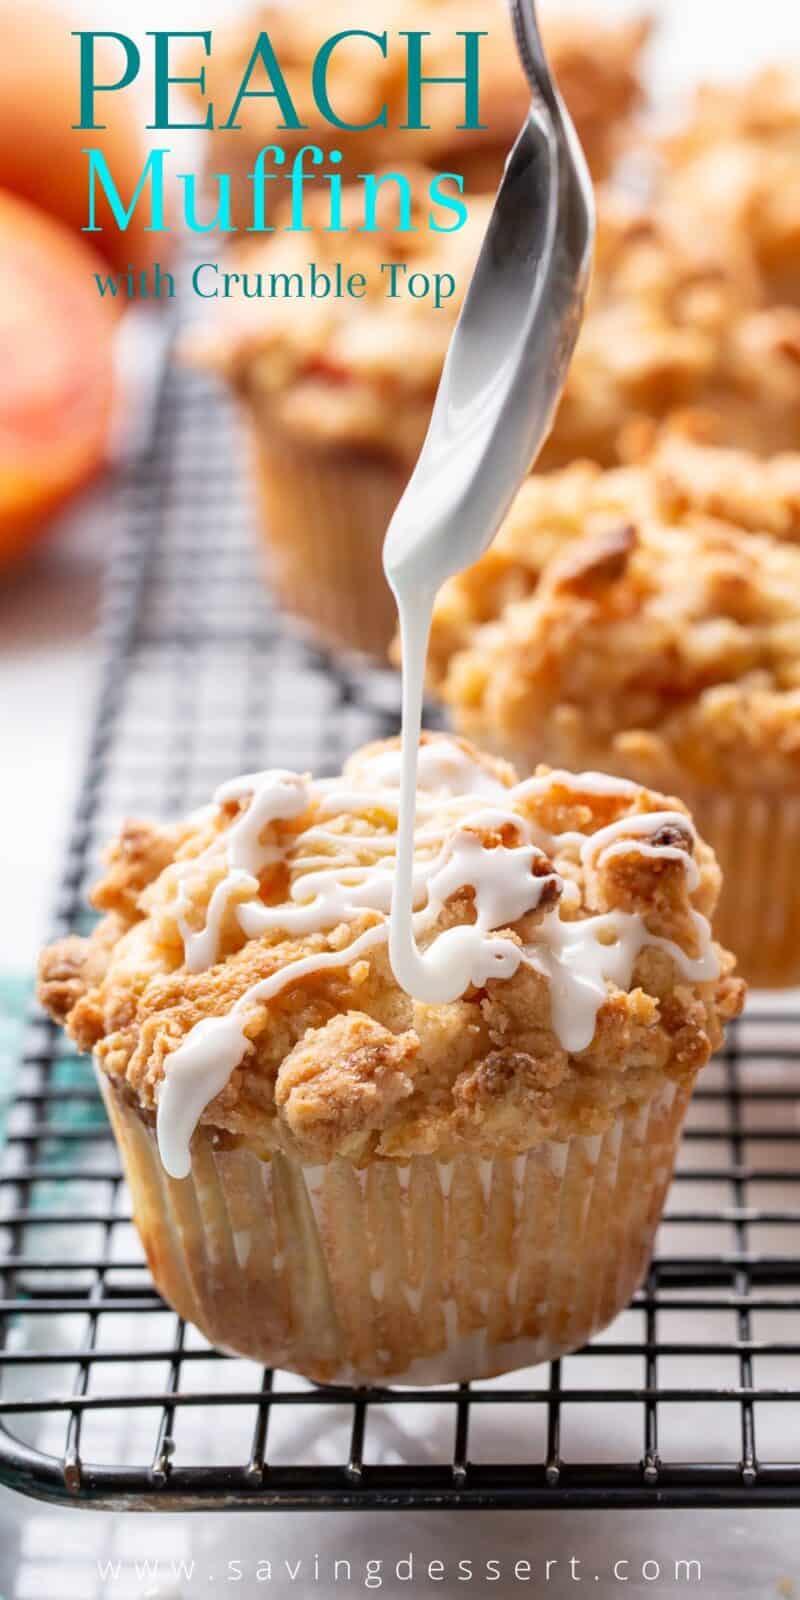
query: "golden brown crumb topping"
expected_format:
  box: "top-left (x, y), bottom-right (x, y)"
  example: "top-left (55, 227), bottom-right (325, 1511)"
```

top-left (658, 66), bottom-right (800, 306)
top-left (38, 736), bottom-right (742, 1166)
top-left (426, 437), bottom-right (800, 789)
top-left (539, 180), bottom-right (800, 469)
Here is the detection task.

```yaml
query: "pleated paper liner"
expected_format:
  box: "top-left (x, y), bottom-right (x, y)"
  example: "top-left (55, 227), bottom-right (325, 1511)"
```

top-left (677, 788), bottom-right (800, 989)
top-left (248, 419), bottom-right (408, 660)
top-left (101, 1073), bottom-right (690, 1386)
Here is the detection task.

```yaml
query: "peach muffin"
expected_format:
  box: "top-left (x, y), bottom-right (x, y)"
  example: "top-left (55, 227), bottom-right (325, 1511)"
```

top-left (539, 187), bottom-right (800, 471)
top-left (425, 436), bottom-right (800, 986)
top-left (39, 733), bottom-right (743, 1383)
top-left (187, 3), bottom-right (649, 221)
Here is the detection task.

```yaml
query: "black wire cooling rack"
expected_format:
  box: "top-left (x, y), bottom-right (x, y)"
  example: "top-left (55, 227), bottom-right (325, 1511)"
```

top-left (1, 349), bottom-right (800, 1513)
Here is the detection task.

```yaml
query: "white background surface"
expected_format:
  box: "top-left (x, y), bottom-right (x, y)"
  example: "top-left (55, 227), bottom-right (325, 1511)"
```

top-left (2, 1), bottom-right (800, 1594)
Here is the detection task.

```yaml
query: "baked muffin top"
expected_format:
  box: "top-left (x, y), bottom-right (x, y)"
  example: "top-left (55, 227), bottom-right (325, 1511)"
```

top-left (539, 181), bottom-right (800, 469)
top-left (190, 4), bottom-right (648, 183)
top-left (38, 735), bottom-right (742, 1174)
top-left (658, 65), bottom-right (800, 306)
top-left (425, 437), bottom-right (800, 789)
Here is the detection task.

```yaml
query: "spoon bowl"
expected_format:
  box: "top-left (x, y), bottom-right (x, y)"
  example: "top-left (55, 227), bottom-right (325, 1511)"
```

top-left (383, 0), bottom-right (595, 594)
top-left (383, 0), bottom-right (597, 1007)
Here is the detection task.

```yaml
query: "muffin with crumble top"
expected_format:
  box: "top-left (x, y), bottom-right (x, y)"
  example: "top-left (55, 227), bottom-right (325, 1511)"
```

top-left (39, 733), bottom-right (743, 1383)
top-left (425, 434), bottom-right (800, 986)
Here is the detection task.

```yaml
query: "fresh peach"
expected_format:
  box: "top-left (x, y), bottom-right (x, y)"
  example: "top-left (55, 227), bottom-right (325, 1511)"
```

top-left (0, 1), bottom-right (161, 276)
top-left (0, 190), bottom-right (116, 566)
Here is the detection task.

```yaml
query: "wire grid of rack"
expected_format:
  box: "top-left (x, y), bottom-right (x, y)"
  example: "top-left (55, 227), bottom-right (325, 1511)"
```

top-left (1, 352), bottom-right (800, 1513)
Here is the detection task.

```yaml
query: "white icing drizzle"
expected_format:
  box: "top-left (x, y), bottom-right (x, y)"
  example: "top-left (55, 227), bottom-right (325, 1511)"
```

top-left (156, 1014), bottom-right (251, 1182)
top-left (526, 907), bottom-right (717, 1054)
top-left (579, 811), bottom-right (700, 892)
top-left (154, 737), bottom-right (718, 1180)
top-left (157, 921), bottom-right (387, 1179)
top-left (176, 868), bottom-right (258, 974)
top-left (216, 769), bottom-right (309, 874)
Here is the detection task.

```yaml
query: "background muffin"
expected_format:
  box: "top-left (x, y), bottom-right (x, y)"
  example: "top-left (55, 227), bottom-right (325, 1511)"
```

top-left (38, 734), bottom-right (743, 1384)
top-left (540, 185), bottom-right (800, 470)
top-left (553, 62), bottom-right (800, 467)
top-left (657, 65), bottom-right (800, 307)
top-left (425, 434), bottom-right (800, 986)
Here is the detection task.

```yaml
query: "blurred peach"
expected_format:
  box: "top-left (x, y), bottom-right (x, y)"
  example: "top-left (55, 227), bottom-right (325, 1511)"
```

top-left (0, 0), bottom-right (161, 276)
top-left (0, 190), bottom-right (116, 567)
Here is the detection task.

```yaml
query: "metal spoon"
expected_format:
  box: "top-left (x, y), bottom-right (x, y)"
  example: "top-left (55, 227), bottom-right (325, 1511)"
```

top-left (382, 1), bottom-right (597, 1008)
top-left (383, 0), bottom-right (595, 594)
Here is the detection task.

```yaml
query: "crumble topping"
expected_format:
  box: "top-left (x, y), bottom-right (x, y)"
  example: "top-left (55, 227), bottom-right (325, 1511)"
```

top-left (657, 66), bottom-right (800, 307)
top-left (425, 435), bottom-right (800, 789)
top-left (38, 735), bottom-right (742, 1166)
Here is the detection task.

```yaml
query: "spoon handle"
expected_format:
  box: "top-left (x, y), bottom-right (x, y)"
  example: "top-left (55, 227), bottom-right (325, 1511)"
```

top-left (507, 0), bottom-right (562, 125)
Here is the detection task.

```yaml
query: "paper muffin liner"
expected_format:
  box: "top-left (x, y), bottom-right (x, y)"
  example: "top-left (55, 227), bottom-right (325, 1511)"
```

top-left (100, 1073), bottom-right (690, 1386)
top-left (247, 420), bottom-right (408, 660)
top-left (670, 788), bottom-right (800, 990)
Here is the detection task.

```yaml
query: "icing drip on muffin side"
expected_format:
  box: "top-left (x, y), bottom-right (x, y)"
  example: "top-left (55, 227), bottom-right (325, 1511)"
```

top-left (156, 737), bottom-right (718, 1179)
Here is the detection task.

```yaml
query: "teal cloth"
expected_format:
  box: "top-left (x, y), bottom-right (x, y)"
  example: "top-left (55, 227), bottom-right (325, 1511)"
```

top-left (0, 979), bottom-right (104, 1168)
top-left (0, 978), bottom-right (29, 1147)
